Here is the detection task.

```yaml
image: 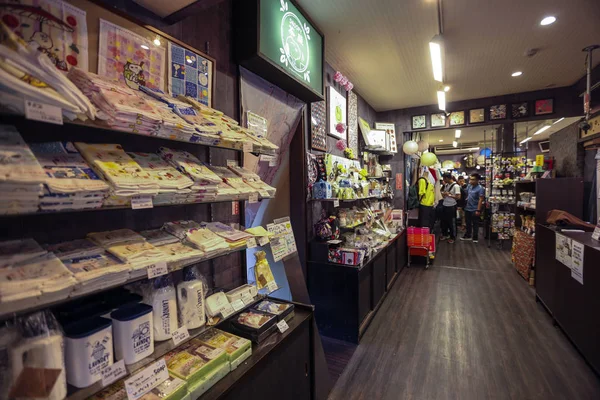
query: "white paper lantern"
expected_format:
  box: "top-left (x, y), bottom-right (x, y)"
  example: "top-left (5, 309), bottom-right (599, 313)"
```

top-left (403, 140), bottom-right (419, 155)
top-left (417, 140), bottom-right (429, 152)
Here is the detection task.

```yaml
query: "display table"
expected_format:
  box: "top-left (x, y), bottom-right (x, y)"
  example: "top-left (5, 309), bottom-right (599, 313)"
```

top-left (307, 231), bottom-right (407, 343)
top-left (535, 224), bottom-right (600, 375)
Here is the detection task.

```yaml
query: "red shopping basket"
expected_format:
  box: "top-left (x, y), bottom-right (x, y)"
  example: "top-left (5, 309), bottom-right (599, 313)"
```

top-left (408, 227), bottom-right (433, 268)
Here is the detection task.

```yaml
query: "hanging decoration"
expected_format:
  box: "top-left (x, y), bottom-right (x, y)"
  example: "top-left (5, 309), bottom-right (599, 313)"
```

top-left (167, 42), bottom-right (212, 106)
top-left (333, 71), bottom-right (354, 92)
top-left (310, 101), bottom-right (327, 151)
top-left (98, 19), bottom-right (165, 91)
top-left (417, 140), bottom-right (429, 152)
top-left (421, 152), bottom-right (438, 167)
top-left (403, 140), bottom-right (419, 155)
top-left (347, 91), bottom-right (359, 156)
top-left (0, 0), bottom-right (89, 72)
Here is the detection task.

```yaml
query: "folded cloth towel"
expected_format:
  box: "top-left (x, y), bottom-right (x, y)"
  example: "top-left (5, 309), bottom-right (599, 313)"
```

top-left (158, 147), bottom-right (222, 185)
top-left (163, 220), bottom-right (202, 240)
top-left (203, 222), bottom-right (253, 242)
top-left (184, 228), bottom-right (229, 253)
top-left (127, 152), bottom-right (194, 192)
top-left (156, 242), bottom-right (205, 263)
top-left (208, 166), bottom-right (256, 195)
top-left (139, 229), bottom-right (180, 246)
top-left (87, 229), bottom-right (145, 247)
top-left (0, 238), bottom-right (47, 267)
top-left (45, 239), bottom-right (104, 261)
top-left (63, 251), bottom-right (130, 294)
top-left (0, 125), bottom-right (46, 184)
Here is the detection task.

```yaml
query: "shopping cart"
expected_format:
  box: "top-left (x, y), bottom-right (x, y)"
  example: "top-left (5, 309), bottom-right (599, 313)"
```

top-left (407, 227), bottom-right (435, 268)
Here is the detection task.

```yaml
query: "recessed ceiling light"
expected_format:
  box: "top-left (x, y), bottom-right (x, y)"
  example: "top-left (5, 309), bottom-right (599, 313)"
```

top-left (511, 71), bottom-right (523, 77)
top-left (153, 38), bottom-right (161, 46)
top-left (439, 139), bottom-right (444, 142)
top-left (141, 44), bottom-right (149, 50)
top-left (444, 86), bottom-right (450, 92)
top-left (540, 16), bottom-right (556, 26)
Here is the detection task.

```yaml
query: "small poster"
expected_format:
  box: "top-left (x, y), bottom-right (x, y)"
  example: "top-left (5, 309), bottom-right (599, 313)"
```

top-left (247, 111), bottom-right (268, 137)
top-left (98, 19), bottom-right (165, 91)
top-left (555, 233), bottom-right (572, 268)
top-left (396, 173), bottom-right (403, 190)
top-left (328, 86), bottom-right (347, 139)
top-left (267, 217), bottom-right (297, 262)
top-left (375, 122), bottom-right (397, 153)
top-left (571, 240), bottom-right (584, 285)
top-left (167, 42), bottom-right (212, 106)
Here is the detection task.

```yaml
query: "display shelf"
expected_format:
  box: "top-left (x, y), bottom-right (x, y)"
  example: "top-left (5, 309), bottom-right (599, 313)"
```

top-left (518, 204), bottom-right (536, 211)
top-left (366, 176), bottom-right (389, 180)
top-left (65, 296), bottom-right (268, 400)
top-left (0, 112), bottom-right (277, 156)
top-left (0, 245), bottom-right (257, 320)
top-left (311, 195), bottom-right (390, 203)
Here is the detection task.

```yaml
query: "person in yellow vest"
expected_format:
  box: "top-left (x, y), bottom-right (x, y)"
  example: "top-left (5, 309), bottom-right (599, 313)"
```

top-left (418, 169), bottom-right (435, 231)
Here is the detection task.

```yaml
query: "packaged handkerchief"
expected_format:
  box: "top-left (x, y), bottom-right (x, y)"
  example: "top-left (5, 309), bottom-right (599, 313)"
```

top-left (140, 229), bottom-right (180, 246)
top-left (158, 147), bottom-right (222, 184)
top-left (46, 239), bottom-right (104, 260)
top-left (163, 220), bottom-right (202, 240)
top-left (0, 238), bottom-right (47, 267)
top-left (87, 229), bottom-right (145, 247)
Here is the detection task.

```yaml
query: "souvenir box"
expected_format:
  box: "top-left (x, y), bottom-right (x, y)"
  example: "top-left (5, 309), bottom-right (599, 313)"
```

top-left (88, 374), bottom-right (188, 400)
top-left (253, 299), bottom-right (295, 323)
top-left (225, 309), bottom-right (278, 343)
top-left (194, 329), bottom-right (252, 370)
top-left (312, 179), bottom-right (332, 199)
top-left (164, 341), bottom-right (228, 387)
top-left (328, 247), bottom-right (364, 266)
top-left (225, 284), bottom-right (258, 303)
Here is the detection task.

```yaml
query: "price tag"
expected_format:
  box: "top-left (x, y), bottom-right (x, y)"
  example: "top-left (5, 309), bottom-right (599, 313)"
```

top-left (147, 261), bottom-right (168, 279)
top-left (257, 236), bottom-right (270, 246)
top-left (171, 326), bottom-right (190, 346)
top-left (227, 160), bottom-right (238, 167)
top-left (131, 196), bottom-right (153, 209)
top-left (220, 304), bottom-right (235, 319)
top-left (249, 193), bottom-right (259, 203)
top-left (333, 199), bottom-right (340, 207)
top-left (276, 320), bottom-right (289, 333)
top-left (231, 299), bottom-right (245, 311)
top-left (125, 359), bottom-right (169, 400)
top-left (267, 281), bottom-right (278, 293)
top-left (241, 294), bottom-right (254, 305)
top-left (269, 159), bottom-right (277, 167)
top-left (243, 142), bottom-right (253, 153)
top-left (246, 237), bottom-right (257, 248)
top-left (101, 359), bottom-right (127, 387)
top-left (24, 100), bottom-right (63, 125)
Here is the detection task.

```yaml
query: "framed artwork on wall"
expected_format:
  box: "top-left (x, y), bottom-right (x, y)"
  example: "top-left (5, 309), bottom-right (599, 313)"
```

top-left (535, 99), bottom-right (554, 115)
top-left (328, 86), bottom-right (347, 139)
top-left (412, 115), bottom-right (426, 130)
top-left (489, 104), bottom-right (507, 120)
top-left (469, 108), bottom-right (485, 124)
top-left (347, 91), bottom-right (359, 155)
top-left (449, 111), bottom-right (465, 126)
top-left (430, 112), bottom-right (446, 128)
top-left (310, 101), bottom-right (327, 151)
top-left (512, 102), bottom-right (529, 118)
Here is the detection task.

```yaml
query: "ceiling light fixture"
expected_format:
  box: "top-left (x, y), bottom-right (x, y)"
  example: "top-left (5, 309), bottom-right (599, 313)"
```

top-left (511, 71), bottom-right (523, 77)
top-left (455, 129), bottom-right (461, 138)
top-left (439, 139), bottom-right (444, 142)
top-left (534, 125), bottom-right (551, 135)
top-left (520, 137), bottom-right (533, 144)
top-left (540, 16), bottom-right (556, 26)
top-left (553, 117), bottom-right (565, 124)
top-left (153, 38), bottom-right (161, 46)
top-left (444, 86), bottom-right (450, 92)
top-left (429, 35), bottom-right (444, 82)
top-left (437, 90), bottom-right (446, 111)
top-left (452, 140), bottom-right (458, 148)
top-left (141, 44), bottom-right (149, 50)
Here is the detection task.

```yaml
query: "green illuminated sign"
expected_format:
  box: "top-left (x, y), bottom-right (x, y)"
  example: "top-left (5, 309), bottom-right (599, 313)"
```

top-left (259, 0), bottom-right (323, 96)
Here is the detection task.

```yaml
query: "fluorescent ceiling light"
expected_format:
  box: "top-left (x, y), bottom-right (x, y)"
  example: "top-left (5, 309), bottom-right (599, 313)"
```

top-left (444, 86), bottom-right (450, 92)
top-left (455, 129), bottom-right (461, 138)
top-left (437, 91), bottom-right (446, 111)
top-left (511, 71), bottom-right (523, 77)
top-left (141, 44), bottom-right (149, 50)
top-left (439, 139), bottom-right (444, 142)
top-left (452, 140), bottom-right (458, 148)
top-left (520, 137), bottom-right (533, 144)
top-left (429, 36), bottom-right (443, 82)
top-left (553, 117), bottom-right (565, 124)
top-left (534, 125), bottom-right (551, 135)
top-left (540, 16), bottom-right (556, 25)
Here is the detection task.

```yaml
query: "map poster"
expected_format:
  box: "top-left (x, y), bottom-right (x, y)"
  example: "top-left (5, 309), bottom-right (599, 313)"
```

top-left (167, 42), bottom-right (212, 106)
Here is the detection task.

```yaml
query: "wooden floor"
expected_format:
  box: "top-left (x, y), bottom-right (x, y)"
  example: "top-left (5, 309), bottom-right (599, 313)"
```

top-left (328, 239), bottom-right (600, 400)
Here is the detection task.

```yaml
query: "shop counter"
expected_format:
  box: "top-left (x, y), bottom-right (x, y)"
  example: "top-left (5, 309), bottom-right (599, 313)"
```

top-left (535, 224), bottom-right (600, 375)
top-left (307, 230), bottom-right (407, 343)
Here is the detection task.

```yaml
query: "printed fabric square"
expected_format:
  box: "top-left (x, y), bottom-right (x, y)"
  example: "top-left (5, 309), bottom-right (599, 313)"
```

top-left (171, 79), bottom-right (184, 96)
top-left (184, 50), bottom-right (198, 68)
top-left (185, 68), bottom-right (197, 84)
top-left (171, 63), bottom-right (185, 79)
top-left (168, 42), bottom-right (212, 106)
top-left (185, 82), bottom-right (198, 98)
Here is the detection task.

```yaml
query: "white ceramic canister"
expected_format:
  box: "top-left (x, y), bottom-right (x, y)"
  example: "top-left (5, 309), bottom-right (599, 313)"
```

top-left (177, 266), bottom-right (205, 330)
top-left (64, 317), bottom-right (113, 388)
top-left (110, 303), bottom-right (153, 365)
top-left (150, 275), bottom-right (178, 341)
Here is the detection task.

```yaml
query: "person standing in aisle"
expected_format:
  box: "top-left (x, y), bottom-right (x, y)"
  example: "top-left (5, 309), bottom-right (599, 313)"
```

top-left (417, 169), bottom-right (435, 231)
top-left (456, 176), bottom-right (467, 230)
top-left (440, 173), bottom-right (461, 243)
top-left (461, 173), bottom-right (485, 243)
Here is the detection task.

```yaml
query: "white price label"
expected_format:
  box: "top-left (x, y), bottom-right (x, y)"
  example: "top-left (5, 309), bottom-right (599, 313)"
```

top-left (231, 299), bottom-right (245, 311)
top-left (24, 100), bottom-right (63, 125)
top-left (243, 142), bottom-right (253, 153)
top-left (227, 159), bottom-right (238, 167)
top-left (267, 281), bottom-right (278, 293)
top-left (131, 196), bottom-right (153, 209)
top-left (220, 304), bottom-right (235, 319)
top-left (101, 359), bottom-right (127, 387)
top-left (269, 159), bottom-right (277, 167)
top-left (125, 359), bottom-right (169, 400)
top-left (276, 320), bottom-right (289, 333)
top-left (257, 236), bottom-right (270, 246)
top-left (333, 199), bottom-right (340, 207)
top-left (249, 193), bottom-right (259, 203)
top-left (246, 237), bottom-right (257, 248)
top-left (171, 326), bottom-right (190, 346)
top-left (147, 261), bottom-right (168, 279)
top-left (241, 294), bottom-right (254, 305)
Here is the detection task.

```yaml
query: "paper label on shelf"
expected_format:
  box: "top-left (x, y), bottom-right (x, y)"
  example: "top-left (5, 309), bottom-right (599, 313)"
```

top-left (125, 359), bottom-right (169, 400)
top-left (333, 199), bottom-right (340, 207)
top-left (259, 154), bottom-right (276, 163)
top-left (241, 294), bottom-right (254, 305)
top-left (220, 304), bottom-right (235, 319)
top-left (249, 193), bottom-right (259, 203)
top-left (227, 160), bottom-right (238, 167)
top-left (571, 240), bottom-right (584, 285)
top-left (267, 281), bottom-right (278, 293)
top-left (24, 100), bottom-right (63, 125)
top-left (171, 326), bottom-right (190, 346)
top-left (231, 299), bottom-right (245, 311)
top-left (101, 359), bottom-right (127, 387)
top-left (269, 159), bottom-right (277, 167)
top-left (258, 236), bottom-right (270, 246)
top-left (147, 261), bottom-right (168, 279)
top-left (243, 142), bottom-right (253, 153)
top-left (246, 237), bottom-right (257, 248)
top-left (131, 196), bottom-right (153, 209)
top-left (276, 320), bottom-right (289, 333)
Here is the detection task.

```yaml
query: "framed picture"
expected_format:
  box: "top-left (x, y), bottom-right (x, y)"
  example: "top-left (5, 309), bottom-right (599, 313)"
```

top-left (535, 99), bottom-right (554, 115)
top-left (449, 111), bottom-right (465, 126)
top-left (328, 86), bottom-right (347, 139)
top-left (430, 112), bottom-right (446, 128)
top-left (412, 115), bottom-right (426, 130)
top-left (512, 102), bottom-right (529, 119)
top-left (469, 108), bottom-right (485, 124)
top-left (489, 104), bottom-right (507, 120)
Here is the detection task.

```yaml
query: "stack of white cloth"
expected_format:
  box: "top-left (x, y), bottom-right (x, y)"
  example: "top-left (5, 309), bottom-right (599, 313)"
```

top-left (0, 238), bottom-right (47, 268)
top-left (228, 165), bottom-right (277, 198)
top-left (30, 142), bottom-right (109, 211)
top-left (158, 147), bottom-right (222, 201)
top-left (184, 228), bottom-right (230, 256)
top-left (203, 221), bottom-right (252, 250)
top-left (75, 143), bottom-right (160, 200)
top-left (87, 229), bottom-right (168, 278)
top-left (155, 242), bottom-right (205, 264)
top-left (127, 152), bottom-right (195, 206)
top-left (209, 166), bottom-right (256, 197)
top-left (47, 238), bottom-right (130, 294)
top-left (139, 229), bottom-right (180, 246)
top-left (162, 220), bottom-right (202, 240)
top-left (0, 126), bottom-right (45, 215)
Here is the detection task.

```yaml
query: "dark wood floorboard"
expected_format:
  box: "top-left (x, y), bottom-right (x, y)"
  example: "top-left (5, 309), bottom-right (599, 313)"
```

top-left (328, 239), bottom-right (600, 400)
top-left (322, 336), bottom-right (358, 385)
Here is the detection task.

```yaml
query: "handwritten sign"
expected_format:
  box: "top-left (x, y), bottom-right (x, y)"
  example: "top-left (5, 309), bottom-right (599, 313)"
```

top-left (171, 326), bottom-right (190, 346)
top-left (131, 196), bottom-right (153, 209)
top-left (125, 359), bottom-right (169, 400)
top-left (25, 100), bottom-right (62, 125)
top-left (101, 360), bottom-right (127, 387)
top-left (147, 261), bottom-right (168, 279)
top-left (276, 320), bottom-right (289, 333)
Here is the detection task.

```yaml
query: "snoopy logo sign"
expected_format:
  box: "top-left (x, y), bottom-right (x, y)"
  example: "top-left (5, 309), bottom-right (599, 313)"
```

top-left (278, 0), bottom-right (311, 84)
